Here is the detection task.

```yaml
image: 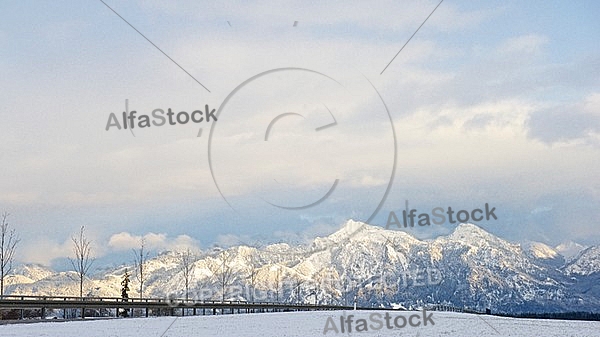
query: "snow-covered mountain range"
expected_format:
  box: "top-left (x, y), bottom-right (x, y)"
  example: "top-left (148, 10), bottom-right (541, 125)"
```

top-left (5, 221), bottom-right (600, 314)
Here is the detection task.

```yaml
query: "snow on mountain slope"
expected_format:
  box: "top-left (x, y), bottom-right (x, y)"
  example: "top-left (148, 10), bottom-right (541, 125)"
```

top-left (5, 221), bottom-right (600, 313)
top-left (563, 246), bottom-right (600, 276)
top-left (430, 225), bottom-right (568, 312)
top-left (7, 270), bottom-right (121, 298)
top-left (524, 242), bottom-right (560, 260)
top-left (556, 241), bottom-right (587, 262)
top-left (4, 264), bottom-right (54, 286)
top-left (522, 241), bottom-right (565, 268)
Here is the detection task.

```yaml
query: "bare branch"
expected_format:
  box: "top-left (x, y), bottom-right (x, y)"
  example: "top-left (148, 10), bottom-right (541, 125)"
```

top-left (69, 226), bottom-right (94, 298)
top-left (208, 249), bottom-right (238, 302)
top-left (1, 212), bottom-right (20, 296)
top-left (244, 251), bottom-right (261, 302)
top-left (273, 265), bottom-right (283, 302)
top-left (133, 238), bottom-right (150, 299)
top-left (179, 248), bottom-right (196, 301)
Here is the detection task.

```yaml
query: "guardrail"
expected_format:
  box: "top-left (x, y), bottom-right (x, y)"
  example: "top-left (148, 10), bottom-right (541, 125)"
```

top-left (425, 303), bottom-right (486, 314)
top-left (0, 295), bottom-right (397, 320)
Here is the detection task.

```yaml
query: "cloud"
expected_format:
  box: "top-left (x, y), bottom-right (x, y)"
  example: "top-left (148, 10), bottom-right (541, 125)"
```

top-left (18, 239), bottom-right (72, 266)
top-left (213, 233), bottom-right (260, 248)
top-left (497, 34), bottom-right (549, 56)
top-left (527, 93), bottom-right (600, 146)
top-left (273, 222), bottom-right (341, 244)
top-left (17, 226), bottom-right (111, 266)
top-left (108, 232), bottom-right (200, 253)
top-left (462, 113), bottom-right (496, 131)
top-left (531, 206), bottom-right (552, 215)
top-left (1, 0), bottom-right (600, 262)
top-left (349, 175), bottom-right (388, 187)
top-left (19, 231), bottom-right (200, 266)
top-left (138, 0), bottom-right (490, 32)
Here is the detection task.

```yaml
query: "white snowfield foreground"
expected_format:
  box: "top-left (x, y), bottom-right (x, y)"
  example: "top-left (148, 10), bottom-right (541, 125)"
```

top-left (0, 310), bottom-right (599, 337)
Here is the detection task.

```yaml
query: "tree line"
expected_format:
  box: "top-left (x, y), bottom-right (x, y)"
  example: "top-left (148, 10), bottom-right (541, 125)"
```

top-left (0, 212), bottom-right (344, 305)
top-left (0, 212), bottom-right (199, 300)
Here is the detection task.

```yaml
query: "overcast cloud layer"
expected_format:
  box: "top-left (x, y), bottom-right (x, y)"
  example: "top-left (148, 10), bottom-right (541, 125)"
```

top-left (0, 0), bottom-right (599, 267)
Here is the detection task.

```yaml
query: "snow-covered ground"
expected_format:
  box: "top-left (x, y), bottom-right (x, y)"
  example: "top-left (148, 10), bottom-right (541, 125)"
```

top-left (0, 310), bottom-right (599, 337)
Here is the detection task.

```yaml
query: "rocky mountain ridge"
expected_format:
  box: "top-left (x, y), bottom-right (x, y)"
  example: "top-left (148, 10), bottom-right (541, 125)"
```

top-left (5, 221), bottom-right (600, 314)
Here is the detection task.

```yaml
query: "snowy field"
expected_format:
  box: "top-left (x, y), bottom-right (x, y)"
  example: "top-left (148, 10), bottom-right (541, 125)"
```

top-left (0, 310), bottom-right (599, 337)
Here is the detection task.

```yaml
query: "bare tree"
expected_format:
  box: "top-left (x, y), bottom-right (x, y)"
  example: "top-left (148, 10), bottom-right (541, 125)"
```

top-left (0, 212), bottom-right (20, 296)
top-left (273, 266), bottom-right (282, 302)
top-left (244, 251), bottom-right (260, 302)
top-left (341, 275), bottom-right (356, 306)
top-left (310, 267), bottom-right (336, 305)
top-left (133, 238), bottom-right (149, 299)
top-left (378, 235), bottom-right (400, 300)
top-left (209, 250), bottom-right (237, 302)
top-left (179, 248), bottom-right (196, 301)
top-left (291, 275), bottom-right (304, 304)
top-left (70, 226), bottom-right (94, 298)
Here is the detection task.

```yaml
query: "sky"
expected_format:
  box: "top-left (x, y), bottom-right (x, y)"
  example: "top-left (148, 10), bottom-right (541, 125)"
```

top-left (0, 0), bottom-right (599, 270)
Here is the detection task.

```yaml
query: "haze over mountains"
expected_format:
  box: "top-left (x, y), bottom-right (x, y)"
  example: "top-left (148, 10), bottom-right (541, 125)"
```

top-left (6, 221), bottom-right (600, 314)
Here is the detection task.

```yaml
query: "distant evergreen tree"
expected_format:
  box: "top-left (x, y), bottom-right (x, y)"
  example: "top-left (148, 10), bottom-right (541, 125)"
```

top-left (120, 269), bottom-right (131, 317)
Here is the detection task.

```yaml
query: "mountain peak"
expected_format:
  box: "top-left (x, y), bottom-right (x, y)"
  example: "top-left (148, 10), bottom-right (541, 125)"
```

top-left (327, 219), bottom-right (372, 241)
top-left (6, 219), bottom-right (600, 313)
top-left (555, 241), bottom-right (587, 262)
top-left (523, 241), bottom-right (560, 260)
top-left (341, 219), bottom-right (370, 232)
top-left (322, 219), bottom-right (420, 248)
top-left (449, 223), bottom-right (490, 238)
